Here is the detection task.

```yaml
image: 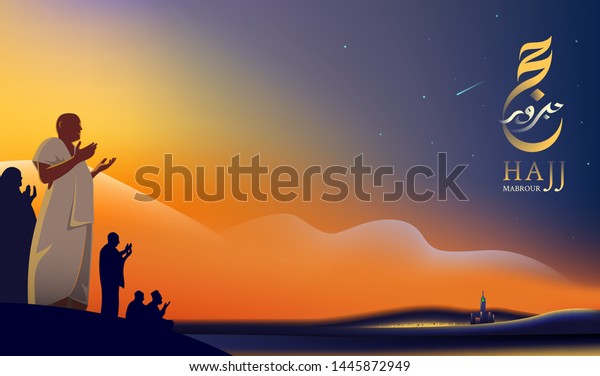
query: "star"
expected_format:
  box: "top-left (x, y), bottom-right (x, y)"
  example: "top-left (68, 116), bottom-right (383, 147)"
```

top-left (343, 44), bottom-right (348, 49)
top-left (379, 132), bottom-right (383, 136)
top-left (430, 141), bottom-right (434, 145)
top-left (575, 39), bottom-right (578, 43)
top-left (587, 162), bottom-right (590, 166)
top-left (422, 95), bottom-right (426, 99)
top-left (471, 154), bottom-right (475, 158)
top-left (496, 14), bottom-right (499, 18)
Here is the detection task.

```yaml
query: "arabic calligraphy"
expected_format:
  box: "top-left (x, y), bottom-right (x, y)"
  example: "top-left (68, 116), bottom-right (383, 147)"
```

top-left (499, 37), bottom-right (564, 153)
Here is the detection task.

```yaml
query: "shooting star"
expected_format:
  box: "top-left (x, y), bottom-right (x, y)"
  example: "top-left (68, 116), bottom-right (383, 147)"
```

top-left (456, 80), bottom-right (485, 96)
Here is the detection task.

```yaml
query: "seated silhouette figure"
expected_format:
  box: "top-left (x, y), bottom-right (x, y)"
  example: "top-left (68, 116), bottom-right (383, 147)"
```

top-left (125, 290), bottom-right (146, 321)
top-left (0, 167), bottom-right (36, 303)
top-left (145, 290), bottom-right (174, 330)
top-left (99, 232), bottom-right (132, 316)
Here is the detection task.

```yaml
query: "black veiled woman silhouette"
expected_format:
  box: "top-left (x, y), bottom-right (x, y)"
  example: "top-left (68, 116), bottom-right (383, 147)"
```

top-left (0, 167), bottom-right (37, 303)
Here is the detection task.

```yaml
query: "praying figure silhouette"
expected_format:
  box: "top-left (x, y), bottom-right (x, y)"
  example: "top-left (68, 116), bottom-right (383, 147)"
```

top-left (145, 290), bottom-right (175, 330)
top-left (99, 232), bottom-right (133, 317)
top-left (125, 290), bottom-right (146, 322)
top-left (0, 167), bottom-right (37, 303)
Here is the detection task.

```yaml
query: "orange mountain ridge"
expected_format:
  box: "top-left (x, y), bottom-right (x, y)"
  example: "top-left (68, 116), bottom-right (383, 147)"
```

top-left (3, 160), bottom-right (598, 320)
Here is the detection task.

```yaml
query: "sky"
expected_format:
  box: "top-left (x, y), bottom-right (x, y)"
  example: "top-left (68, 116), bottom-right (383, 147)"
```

top-left (1, 0), bottom-right (599, 316)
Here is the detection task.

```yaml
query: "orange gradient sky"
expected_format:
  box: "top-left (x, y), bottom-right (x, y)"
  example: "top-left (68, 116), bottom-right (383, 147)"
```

top-left (1, 2), bottom-right (598, 320)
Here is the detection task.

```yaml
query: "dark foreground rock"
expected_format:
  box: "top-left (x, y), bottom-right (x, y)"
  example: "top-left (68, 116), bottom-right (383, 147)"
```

top-left (0, 303), bottom-right (228, 355)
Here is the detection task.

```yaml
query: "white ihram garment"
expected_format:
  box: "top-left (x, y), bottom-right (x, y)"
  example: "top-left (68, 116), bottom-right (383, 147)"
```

top-left (28, 137), bottom-right (94, 306)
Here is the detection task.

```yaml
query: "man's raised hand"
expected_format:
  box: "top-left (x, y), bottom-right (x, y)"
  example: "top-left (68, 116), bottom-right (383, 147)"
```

top-left (93, 157), bottom-right (116, 175)
top-left (74, 141), bottom-right (97, 162)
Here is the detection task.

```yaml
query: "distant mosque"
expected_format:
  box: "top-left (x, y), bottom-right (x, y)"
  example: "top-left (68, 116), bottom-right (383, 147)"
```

top-left (470, 291), bottom-right (495, 324)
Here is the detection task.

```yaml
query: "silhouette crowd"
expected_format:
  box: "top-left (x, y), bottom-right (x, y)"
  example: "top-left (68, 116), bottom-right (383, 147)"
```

top-left (1, 166), bottom-right (174, 331)
top-left (126, 290), bottom-right (174, 330)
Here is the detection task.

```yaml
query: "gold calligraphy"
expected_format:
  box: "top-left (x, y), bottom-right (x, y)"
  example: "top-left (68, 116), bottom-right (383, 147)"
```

top-left (500, 37), bottom-right (564, 153)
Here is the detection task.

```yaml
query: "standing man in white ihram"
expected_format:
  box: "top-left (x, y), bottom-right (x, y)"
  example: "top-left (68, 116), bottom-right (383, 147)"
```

top-left (29, 113), bottom-right (116, 310)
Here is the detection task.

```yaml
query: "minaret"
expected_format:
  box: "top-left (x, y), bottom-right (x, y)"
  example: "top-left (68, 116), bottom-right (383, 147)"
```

top-left (480, 290), bottom-right (486, 313)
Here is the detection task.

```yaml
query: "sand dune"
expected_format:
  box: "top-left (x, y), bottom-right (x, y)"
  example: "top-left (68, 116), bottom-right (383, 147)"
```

top-left (2, 160), bottom-right (598, 320)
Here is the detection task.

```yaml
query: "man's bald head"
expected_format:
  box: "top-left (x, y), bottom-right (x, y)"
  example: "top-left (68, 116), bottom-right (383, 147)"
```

top-left (56, 113), bottom-right (82, 142)
top-left (107, 232), bottom-right (120, 246)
